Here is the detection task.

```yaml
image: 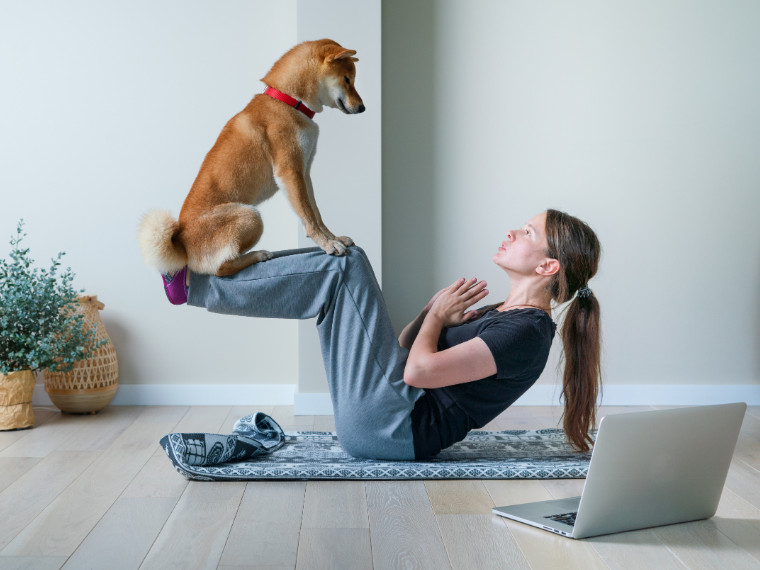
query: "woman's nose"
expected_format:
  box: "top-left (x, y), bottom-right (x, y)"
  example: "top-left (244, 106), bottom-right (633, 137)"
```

top-left (506, 230), bottom-right (515, 241)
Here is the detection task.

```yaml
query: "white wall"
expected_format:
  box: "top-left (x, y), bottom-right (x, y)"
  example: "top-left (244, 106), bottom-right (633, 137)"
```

top-left (295, 0), bottom-right (383, 404)
top-left (2, 1), bottom-right (301, 400)
top-left (4, 1), bottom-right (759, 409)
top-left (383, 1), bottom-right (760, 404)
top-left (3, 0), bottom-right (384, 408)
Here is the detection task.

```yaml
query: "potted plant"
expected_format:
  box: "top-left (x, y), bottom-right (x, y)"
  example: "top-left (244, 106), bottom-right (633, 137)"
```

top-left (0, 220), bottom-right (104, 429)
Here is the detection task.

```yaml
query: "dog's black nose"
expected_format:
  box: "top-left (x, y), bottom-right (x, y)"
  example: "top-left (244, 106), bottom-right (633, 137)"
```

top-left (357, 104), bottom-right (366, 113)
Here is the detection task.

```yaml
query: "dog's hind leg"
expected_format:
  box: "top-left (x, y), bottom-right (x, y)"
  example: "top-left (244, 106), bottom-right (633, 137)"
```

top-left (185, 203), bottom-right (272, 276)
top-left (216, 248), bottom-right (273, 276)
top-left (214, 204), bottom-right (272, 276)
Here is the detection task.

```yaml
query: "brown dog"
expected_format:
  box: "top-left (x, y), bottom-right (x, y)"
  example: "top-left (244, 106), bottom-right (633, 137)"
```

top-left (139, 39), bottom-right (364, 276)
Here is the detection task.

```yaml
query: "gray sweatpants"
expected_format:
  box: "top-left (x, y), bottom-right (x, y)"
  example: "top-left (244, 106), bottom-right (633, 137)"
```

top-left (187, 246), bottom-right (424, 460)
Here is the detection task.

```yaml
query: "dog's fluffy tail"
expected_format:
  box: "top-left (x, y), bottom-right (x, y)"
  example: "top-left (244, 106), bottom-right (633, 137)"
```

top-left (138, 210), bottom-right (187, 274)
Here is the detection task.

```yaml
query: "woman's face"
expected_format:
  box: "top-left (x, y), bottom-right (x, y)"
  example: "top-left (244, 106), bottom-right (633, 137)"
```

top-left (492, 212), bottom-right (553, 275)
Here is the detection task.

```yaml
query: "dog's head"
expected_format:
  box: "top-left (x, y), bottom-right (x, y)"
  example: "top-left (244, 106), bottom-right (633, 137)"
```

top-left (317, 43), bottom-right (365, 115)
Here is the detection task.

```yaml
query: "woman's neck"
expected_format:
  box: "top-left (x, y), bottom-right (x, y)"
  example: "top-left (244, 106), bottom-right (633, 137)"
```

top-left (497, 280), bottom-right (552, 313)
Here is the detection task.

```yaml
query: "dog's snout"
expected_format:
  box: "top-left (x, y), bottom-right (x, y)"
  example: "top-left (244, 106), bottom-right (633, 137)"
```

top-left (357, 104), bottom-right (366, 113)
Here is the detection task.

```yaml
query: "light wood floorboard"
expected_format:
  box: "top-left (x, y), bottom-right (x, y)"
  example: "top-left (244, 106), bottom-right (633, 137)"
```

top-left (366, 481), bottom-right (451, 569)
top-left (1, 406), bottom-right (187, 558)
top-left (219, 481), bottom-right (306, 568)
top-left (295, 527), bottom-right (372, 570)
top-left (142, 481), bottom-right (247, 569)
top-left (0, 404), bottom-right (757, 569)
top-left (0, 407), bottom-right (58, 454)
top-left (0, 450), bottom-right (100, 550)
top-left (0, 457), bottom-right (41, 493)
top-left (437, 514), bottom-right (531, 569)
top-left (61, 497), bottom-right (177, 570)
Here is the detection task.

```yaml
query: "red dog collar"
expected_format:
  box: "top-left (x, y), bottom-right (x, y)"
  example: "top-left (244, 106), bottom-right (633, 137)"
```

top-left (264, 86), bottom-right (315, 119)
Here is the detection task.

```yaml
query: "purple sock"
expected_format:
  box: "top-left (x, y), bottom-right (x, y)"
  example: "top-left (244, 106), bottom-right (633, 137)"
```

top-left (162, 266), bottom-right (188, 305)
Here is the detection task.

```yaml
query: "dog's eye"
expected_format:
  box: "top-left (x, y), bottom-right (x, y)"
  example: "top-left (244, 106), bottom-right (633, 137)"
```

top-left (344, 76), bottom-right (351, 85)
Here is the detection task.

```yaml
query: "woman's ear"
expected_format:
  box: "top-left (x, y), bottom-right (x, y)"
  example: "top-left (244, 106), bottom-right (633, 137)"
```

top-left (536, 258), bottom-right (560, 277)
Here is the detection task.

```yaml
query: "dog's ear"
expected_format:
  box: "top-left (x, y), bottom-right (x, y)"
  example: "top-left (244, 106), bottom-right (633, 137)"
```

top-left (325, 48), bottom-right (357, 63)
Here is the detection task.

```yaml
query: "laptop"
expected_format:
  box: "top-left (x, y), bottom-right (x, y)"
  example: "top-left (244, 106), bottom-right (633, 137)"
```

top-left (492, 402), bottom-right (747, 539)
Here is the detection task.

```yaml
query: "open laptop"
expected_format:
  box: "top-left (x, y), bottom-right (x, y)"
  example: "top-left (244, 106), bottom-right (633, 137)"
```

top-left (492, 402), bottom-right (747, 539)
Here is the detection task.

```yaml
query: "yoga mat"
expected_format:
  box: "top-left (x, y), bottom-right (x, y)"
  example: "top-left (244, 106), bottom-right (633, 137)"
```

top-left (160, 413), bottom-right (593, 481)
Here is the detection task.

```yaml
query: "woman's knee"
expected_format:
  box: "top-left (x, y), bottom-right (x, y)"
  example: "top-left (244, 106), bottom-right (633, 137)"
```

top-left (335, 417), bottom-right (415, 461)
top-left (333, 425), bottom-right (369, 458)
top-left (345, 246), bottom-right (376, 279)
top-left (348, 245), bottom-right (369, 264)
top-left (337, 436), bottom-right (398, 461)
top-left (337, 437), bottom-right (366, 459)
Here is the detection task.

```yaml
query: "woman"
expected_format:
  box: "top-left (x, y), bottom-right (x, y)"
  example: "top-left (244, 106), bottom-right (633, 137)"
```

top-left (164, 209), bottom-right (601, 460)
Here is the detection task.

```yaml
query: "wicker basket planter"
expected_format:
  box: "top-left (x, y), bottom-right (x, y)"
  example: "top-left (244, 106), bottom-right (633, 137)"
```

top-left (0, 370), bottom-right (36, 430)
top-left (44, 295), bottom-right (119, 414)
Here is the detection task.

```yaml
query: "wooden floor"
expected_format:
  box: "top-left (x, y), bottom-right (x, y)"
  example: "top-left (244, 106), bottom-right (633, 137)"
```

top-left (0, 404), bottom-right (758, 569)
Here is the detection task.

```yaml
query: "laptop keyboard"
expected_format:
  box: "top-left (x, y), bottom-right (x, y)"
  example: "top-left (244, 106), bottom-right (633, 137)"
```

top-left (544, 511), bottom-right (577, 527)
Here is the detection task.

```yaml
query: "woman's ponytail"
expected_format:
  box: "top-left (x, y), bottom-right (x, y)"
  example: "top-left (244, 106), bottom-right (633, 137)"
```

top-left (560, 289), bottom-right (601, 452)
top-left (545, 210), bottom-right (602, 453)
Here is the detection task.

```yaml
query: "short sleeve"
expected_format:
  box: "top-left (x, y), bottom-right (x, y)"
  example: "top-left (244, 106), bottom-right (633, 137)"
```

top-left (477, 313), bottom-right (552, 381)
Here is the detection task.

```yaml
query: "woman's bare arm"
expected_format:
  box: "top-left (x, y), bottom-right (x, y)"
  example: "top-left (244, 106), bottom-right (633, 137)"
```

top-left (398, 310), bottom-right (427, 350)
top-left (403, 277), bottom-right (495, 389)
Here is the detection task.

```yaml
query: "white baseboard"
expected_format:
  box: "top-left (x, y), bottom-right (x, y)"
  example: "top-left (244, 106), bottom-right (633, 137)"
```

top-left (293, 384), bottom-right (760, 415)
top-left (294, 392), bottom-right (335, 415)
top-left (34, 383), bottom-right (760, 411)
top-left (33, 383), bottom-right (297, 407)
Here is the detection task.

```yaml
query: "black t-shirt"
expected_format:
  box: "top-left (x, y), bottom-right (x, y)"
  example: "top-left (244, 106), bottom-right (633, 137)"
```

top-left (410, 308), bottom-right (556, 459)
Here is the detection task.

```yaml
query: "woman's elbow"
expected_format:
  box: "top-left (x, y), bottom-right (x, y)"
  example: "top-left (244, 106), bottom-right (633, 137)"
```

top-left (403, 362), bottom-right (431, 388)
top-left (403, 370), bottom-right (421, 387)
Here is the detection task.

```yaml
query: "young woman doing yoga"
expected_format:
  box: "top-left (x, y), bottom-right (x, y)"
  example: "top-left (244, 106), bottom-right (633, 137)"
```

top-left (163, 209), bottom-right (601, 460)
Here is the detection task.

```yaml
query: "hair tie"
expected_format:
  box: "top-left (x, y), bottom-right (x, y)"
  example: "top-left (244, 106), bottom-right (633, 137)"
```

top-left (576, 285), bottom-right (592, 299)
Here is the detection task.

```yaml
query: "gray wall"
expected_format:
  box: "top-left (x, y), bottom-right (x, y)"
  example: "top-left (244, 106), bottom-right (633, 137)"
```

top-left (383, 0), bottom-right (760, 401)
top-left (296, 0), bottom-right (383, 402)
top-left (2, 1), bottom-right (758, 407)
top-left (2, 0), bottom-right (383, 407)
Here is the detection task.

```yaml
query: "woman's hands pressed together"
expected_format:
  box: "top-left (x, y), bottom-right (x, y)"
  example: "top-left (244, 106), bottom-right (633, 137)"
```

top-left (427, 277), bottom-right (489, 327)
top-left (403, 277), bottom-right (497, 389)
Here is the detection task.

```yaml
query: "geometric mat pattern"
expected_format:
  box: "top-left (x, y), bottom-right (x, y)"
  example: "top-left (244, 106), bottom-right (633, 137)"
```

top-left (162, 425), bottom-right (594, 482)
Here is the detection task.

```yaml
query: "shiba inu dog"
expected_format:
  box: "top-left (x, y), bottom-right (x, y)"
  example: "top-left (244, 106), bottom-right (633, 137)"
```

top-left (139, 39), bottom-right (364, 277)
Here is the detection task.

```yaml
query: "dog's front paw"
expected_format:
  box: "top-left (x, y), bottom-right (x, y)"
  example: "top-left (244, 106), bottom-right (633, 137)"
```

top-left (336, 235), bottom-right (354, 247)
top-left (322, 239), bottom-right (349, 256)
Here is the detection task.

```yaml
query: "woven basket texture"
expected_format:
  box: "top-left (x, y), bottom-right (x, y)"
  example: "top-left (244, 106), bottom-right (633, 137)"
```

top-left (44, 295), bottom-right (118, 412)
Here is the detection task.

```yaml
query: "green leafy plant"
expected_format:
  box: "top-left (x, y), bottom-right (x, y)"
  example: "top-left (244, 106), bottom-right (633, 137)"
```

top-left (0, 220), bottom-right (105, 374)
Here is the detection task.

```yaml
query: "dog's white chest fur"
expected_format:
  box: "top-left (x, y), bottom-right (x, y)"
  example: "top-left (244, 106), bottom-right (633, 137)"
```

top-left (271, 124), bottom-right (318, 194)
top-left (297, 123), bottom-right (319, 169)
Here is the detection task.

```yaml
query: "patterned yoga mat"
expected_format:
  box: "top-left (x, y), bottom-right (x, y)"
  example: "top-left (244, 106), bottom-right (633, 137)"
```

top-left (160, 413), bottom-right (593, 481)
